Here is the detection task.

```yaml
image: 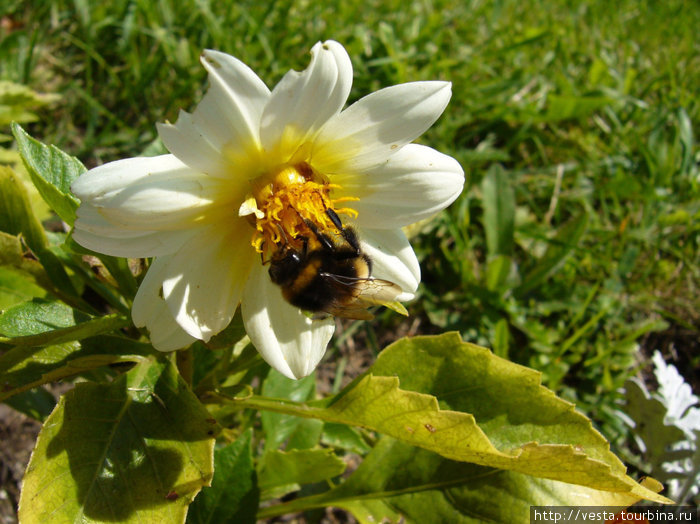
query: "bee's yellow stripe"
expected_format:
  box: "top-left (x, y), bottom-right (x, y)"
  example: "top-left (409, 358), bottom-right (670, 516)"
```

top-left (282, 258), bottom-right (321, 300)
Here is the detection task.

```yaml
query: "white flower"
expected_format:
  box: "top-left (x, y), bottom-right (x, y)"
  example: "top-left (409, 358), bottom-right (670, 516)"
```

top-left (71, 41), bottom-right (464, 379)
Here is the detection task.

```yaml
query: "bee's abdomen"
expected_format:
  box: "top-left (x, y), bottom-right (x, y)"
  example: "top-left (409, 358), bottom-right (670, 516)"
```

top-left (285, 256), bottom-right (362, 313)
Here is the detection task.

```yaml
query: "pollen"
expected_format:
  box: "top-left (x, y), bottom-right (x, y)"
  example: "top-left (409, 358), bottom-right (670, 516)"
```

top-left (250, 162), bottom-right (358, 256)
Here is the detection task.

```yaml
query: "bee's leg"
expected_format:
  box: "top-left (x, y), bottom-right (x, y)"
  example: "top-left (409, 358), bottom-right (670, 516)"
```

top-left (259, 241), bottom-right (275, 265)
top-left (326, 207), bottom-right (344, 230)
top-left (325, 208), bottom-right (361, 254)
top-left (303, 218), bottom-right (335, 252)
top-left (300, 234), bottom-right (309, 258)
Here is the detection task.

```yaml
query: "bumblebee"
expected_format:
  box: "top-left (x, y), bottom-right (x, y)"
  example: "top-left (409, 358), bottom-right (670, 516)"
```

top-left (268, 208), bottom-right (404, 320)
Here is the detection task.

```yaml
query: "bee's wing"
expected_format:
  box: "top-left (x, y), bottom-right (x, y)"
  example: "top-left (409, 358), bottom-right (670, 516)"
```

top-left (323, 274), bottom-right (403, 303)
top-left (323, 305), bottom-right (375, 321)
top-left (321, 273), bottom-right (404, 319)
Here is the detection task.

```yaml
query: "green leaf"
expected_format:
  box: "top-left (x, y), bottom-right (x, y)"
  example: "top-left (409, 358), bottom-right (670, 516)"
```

top-left (63, 234), bottom-right (139, 302)
top-left (4, 386), bottom-right (56, 421)
top-left (0, 231), bottom-right (54, 296)
top-left (492, 316), bottom-right (510, 359)
top-left (0, 81), bottom-right (59, 127)
top-left (0, 267), bottom-right (48, 309)
top-left (260, 369), bottom-right (317, 453)
top-left (187, 429), bottom-right (259, 524)
top-left (485, 254), bottom-right (513, 292)
top-left (0, 167), bottom-right (79, 299)
top-left (676, 107), bottom-right (694, 176)
top-left (544, 93), bottom-right (614, 122)
top-left (481, 164), bottom-right (515, 257)
top-left (19, 357), bottom-right (217, 523)
top-left (204, 310), bottom-right (247, 350)
top-left (0, 84), bottom-right (52, 129)
top-left (286, 418), bottom-right (324, 451)
top-left (321, 423), bottom-right (372, 455)
top-left (0, 165), bottom-right (48, 253)
top-left (11, 123), bottom-right (83, 226)
top-left (258, 448), bottom-right (346, 496)
top-left (0, 299), bottom-right (88, 335)
top-left (0, 298), bottom-right (129, 345)
top-left (231, 334), bottom-right (669, 503)
top-left (624, 378), bottom-right (686, 472)
top-left (515, 210), bottom-right (588, 297)
top-left (0, 335), bottom-right (151, 401)
top-left (260, 437), bottom-right (664, 522)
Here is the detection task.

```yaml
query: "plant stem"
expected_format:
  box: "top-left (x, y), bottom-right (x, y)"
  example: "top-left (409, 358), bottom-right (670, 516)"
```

top-left (177, 347), bottom-right (193, 386)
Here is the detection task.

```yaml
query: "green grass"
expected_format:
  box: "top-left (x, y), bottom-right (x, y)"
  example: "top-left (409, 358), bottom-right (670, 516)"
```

top-left (2, 0), bottom-right (698, 449)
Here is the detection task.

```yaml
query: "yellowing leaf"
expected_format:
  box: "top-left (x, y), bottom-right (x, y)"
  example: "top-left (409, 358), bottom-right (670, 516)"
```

top-left (260, 437), bottom-right (666, 523)
top-left (19, 357), bottom-right (217, 524)
top-left (233, 333), bottom-right (671, 504)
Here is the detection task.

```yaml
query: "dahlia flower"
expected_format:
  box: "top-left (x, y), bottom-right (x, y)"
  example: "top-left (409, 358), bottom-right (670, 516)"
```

top-left (71, 40), bottom-right (463, 379)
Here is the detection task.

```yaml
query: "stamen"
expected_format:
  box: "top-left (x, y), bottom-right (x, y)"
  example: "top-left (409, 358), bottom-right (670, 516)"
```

top-left (249, 162), bottom-right (358, 256)
top-left (334, 207), bottom-right (359, 219)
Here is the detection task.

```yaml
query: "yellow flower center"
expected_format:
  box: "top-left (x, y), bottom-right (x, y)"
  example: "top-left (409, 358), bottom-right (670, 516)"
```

top-left (248, 161), bottom-right (357, 257)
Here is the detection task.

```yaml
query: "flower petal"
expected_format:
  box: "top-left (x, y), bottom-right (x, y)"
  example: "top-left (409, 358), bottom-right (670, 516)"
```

top-left (72, 213), bottom-right (196, 257)
top-left (200, 49), bottom-right (270, 146)
top-left (131, 256), bottom-right (198, 351)
top-left (241, 262), bottom-right (335, 379)
top-left (313, 81), bottom-right (452, 173)
top-left (334, 144), bottom-right (464, 229)
top-left (260, 40), bottom-right (353, 156)
top-left (72, 154), bottom-right (221, 229)
top-left (71, 155), bottom-right (217, 257)
top-left (360, 228), bottom-right (420, 300)
top-left (158, 49), bottom-right (270, 177)
top-left (161, 221), bottom-right (254, 341)
top-left (157, 111), bottom-right (231, 178)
